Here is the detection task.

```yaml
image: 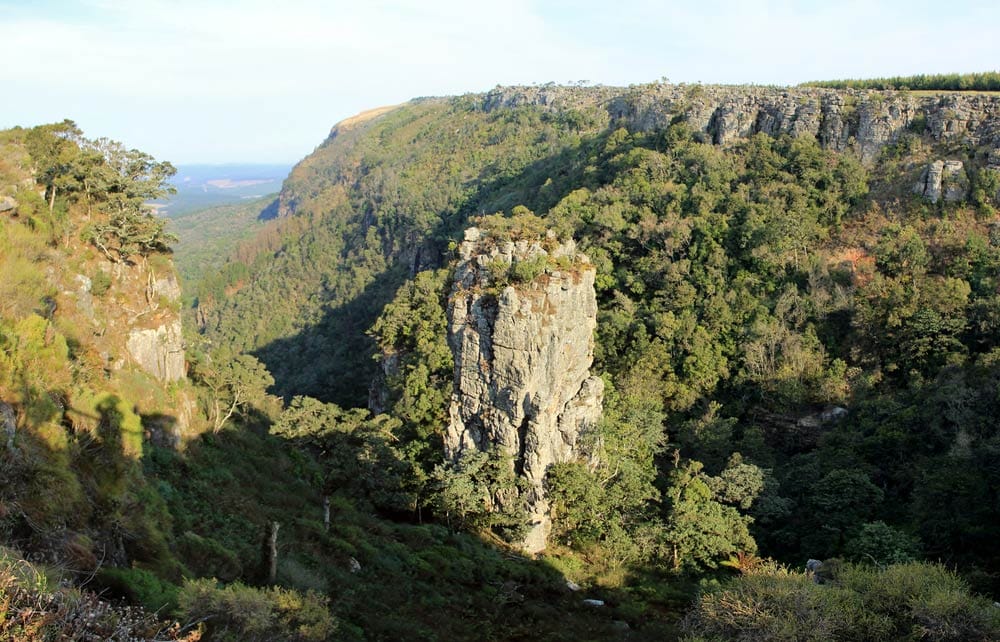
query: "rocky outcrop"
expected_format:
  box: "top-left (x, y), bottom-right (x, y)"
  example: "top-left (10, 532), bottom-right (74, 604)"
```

top-left (445, 227), bottom-right (603, 552)
top-left (914, 160), bottom-right (968, 203)
top-left (481, 84), bottom-right (1000, 163)
top-left (126, 319), bottom-right (185, 383)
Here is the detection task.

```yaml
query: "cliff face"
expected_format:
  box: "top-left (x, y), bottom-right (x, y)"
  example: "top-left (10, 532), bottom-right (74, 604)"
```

top-left (483, 84), bottom-right (1000, 163)
top-left (445, 228), bottom-right (604, 552)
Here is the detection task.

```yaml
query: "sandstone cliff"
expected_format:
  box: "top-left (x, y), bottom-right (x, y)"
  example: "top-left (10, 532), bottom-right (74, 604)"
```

top-left (482, 84), bottom-right (1000, 163)
top-left (445, 227), bottom-right (603, 552)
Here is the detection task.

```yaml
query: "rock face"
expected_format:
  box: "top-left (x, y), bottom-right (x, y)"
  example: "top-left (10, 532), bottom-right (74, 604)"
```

top-left (482, 84), bottom-right (1000, 164)
top-left (914, 159), bottom-right (968, 203)
top-left (126, 319), bottom-right (185, 383)
top-left (445, 227), bottom-right (604, 552)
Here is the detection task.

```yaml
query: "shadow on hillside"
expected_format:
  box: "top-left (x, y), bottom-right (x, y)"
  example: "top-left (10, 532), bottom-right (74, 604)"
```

top-left (251, 126), bottom-right (620, 408)
top-left (253, 264), bottom-right (410, 407)
top-left (257, 197), bottom-right (280, 221)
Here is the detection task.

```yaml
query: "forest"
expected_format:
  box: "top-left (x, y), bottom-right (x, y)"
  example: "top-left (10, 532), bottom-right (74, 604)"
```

top-left (2, 83), bottom-right (1000, 641)
top-left (801, 71), bottom-right (1000, 91)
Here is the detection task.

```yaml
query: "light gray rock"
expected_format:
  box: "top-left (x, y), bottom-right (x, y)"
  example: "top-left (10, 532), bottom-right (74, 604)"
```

top-left (942, 160), bottom-right (968, 202)
top-left (914, 159), bottom-right (967, 203)
top-left (446, 229), bottom-right (603, 553)
top-left (126, 319), bottom-right (185, 382)
top-left (0, 196), bottom-right (16, 213)
top-left (483, 84), bottom-right (1000, 164)
top-left (152, 273), bottom-right (182, 302)
top-left (914, 160), bottom-right (946, 202)
top-left (71, 274), bottom-right (96, 323)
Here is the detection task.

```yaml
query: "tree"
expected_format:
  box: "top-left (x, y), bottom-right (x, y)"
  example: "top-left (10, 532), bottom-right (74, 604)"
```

top-left (24, 119), bottom-right (83, 212)
top-left (663, 458), bottom-right (759, 572)
top-left (271, 396), bottom-right (414, 512)
top-left (431, 448), bottom-right (528, 540)
top-left (195, 353), bottom-right (274, 432)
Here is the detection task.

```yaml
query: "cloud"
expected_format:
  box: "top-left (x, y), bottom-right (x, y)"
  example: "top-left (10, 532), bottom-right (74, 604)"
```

top-left (2, 0), bottom-right (999, 162)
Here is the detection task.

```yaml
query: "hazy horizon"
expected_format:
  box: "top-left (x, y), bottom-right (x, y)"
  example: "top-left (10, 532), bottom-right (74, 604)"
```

top-left (3, 0), bottom-right (999, 164)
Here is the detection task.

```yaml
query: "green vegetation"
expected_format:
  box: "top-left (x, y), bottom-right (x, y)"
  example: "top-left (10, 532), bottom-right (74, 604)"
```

top-left (6, 80), bottom-right (1000, 640)
top-left (682, 561), bottom-right (1000, 641)
top-left (801, 70), bottom-right (1000, 91)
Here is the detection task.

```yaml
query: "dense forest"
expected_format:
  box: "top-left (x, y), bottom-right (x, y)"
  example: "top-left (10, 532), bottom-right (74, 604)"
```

top-left (4, 81), bottom-right (1000, 641)
top-left (802, 70), bottom-right (1000, 91)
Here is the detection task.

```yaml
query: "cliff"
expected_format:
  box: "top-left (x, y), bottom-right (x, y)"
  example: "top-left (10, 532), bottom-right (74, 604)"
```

top-left (445, 227), bottom-right (604, 552)
top-left (481, 84), bottom-right (1000, 163)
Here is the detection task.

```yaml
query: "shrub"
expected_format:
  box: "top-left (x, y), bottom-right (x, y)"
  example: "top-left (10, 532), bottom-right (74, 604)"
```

top-left (176, 531), bottom-right (243, 582)
top-left (91, 269), bottom-right (112, 296)
top-left (510, 255), bottom-right (549, 283)
top-left (95, 566), bottom-right (180, 613)
top-left (681, 561), bottom-right (1000, 641)
top-left (177, 578), bottom-right (336, 642)
top-left (0, 549), bottom-right (195, 641)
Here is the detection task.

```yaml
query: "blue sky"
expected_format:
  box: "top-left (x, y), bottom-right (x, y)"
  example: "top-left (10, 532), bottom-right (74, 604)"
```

top-left (2, 0), bottom-right (998, 164)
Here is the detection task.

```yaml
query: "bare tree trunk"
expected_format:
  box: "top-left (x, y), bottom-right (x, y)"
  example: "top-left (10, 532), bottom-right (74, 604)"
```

top-left (322, 495), bottom-right (330, 532)
top-left (48, 184), bottom-right (56, 213)
top-left (1, 402), bottom-right (16, 452)
top-left (268, 521), bottom-right (280, 584)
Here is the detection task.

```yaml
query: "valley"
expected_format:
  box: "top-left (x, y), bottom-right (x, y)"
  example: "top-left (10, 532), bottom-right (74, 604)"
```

top-left (3, 77), bottom-right (1000, 640)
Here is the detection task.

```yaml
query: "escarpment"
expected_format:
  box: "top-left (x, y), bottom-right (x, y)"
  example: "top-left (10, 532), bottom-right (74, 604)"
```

top-left (482, 84), bottom-right (1000, 163)
top-left (445, 227), bottom-right (604, 552)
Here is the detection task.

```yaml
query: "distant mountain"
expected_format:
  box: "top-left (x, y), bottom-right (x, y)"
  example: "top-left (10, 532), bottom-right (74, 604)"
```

top-left (153, 163), bottom-right (292, 216)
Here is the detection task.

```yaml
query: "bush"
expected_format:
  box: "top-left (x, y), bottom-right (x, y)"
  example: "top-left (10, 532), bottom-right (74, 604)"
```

top-left (510, 255), bottom-right (549, 283)
top-left (0, 549), bottom-right (195, 641)
top-left (845, 521), bottom-right (920, 565)
top-left (176, 531), bottom-right (243, 581)
top-left (177, 578), bottom-right (336, 642)
top-left (681, 561), bottom-right (1000, 641)
top-left (91, 268), bottom-right (112, 296)
top-left (94, 566), bottom-right (180, 613)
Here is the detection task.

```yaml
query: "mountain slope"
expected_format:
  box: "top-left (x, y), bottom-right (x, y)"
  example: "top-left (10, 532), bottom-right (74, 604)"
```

top-left (192, 83), bottom-right (1000, 596)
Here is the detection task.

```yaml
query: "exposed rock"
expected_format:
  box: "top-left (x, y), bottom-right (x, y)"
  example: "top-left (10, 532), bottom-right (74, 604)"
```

top-left (72, 274), bottom-right (96, 323)
top-left (445, 228), bottom-right (603, 553)
top-left (915, 160), bottom-right (946, 202)
top-left (914, 159), bottom-right (967, 203)
top-left (797, 406), bottom-right (849, 429)
top-left (482, 84), bottom-right (1000, 164)
top-left (988, 148), bottom-right (1000, 170)
top-left (126, 319), bottom-right (185, 382)
top-left (942, 160), bottom-right (968, 202)
top-left (806, 558), bottom-right (824, 584)
top-left (152, 273), bottom-right (182, 302)
top-left (0, 196), bottom-right (15, 213)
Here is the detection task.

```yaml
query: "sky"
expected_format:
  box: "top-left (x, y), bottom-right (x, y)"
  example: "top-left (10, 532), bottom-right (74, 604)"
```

top-left (1, 0), bottom-right (998, 164)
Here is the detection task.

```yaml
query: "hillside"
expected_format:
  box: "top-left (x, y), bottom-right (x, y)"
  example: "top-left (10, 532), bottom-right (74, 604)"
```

top-left (6, 79), bottom-right (1000, 641)
top-left (191, 82), bottom-right (1000, 608)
